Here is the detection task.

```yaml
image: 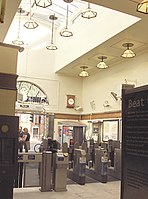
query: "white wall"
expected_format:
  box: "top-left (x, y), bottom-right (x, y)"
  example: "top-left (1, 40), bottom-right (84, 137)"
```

top-left (82, 51), bottom-right (148, 113)
top-left (17, 44), bottom-right (148, 115)
top-left (17, 45), bottom-right (83, 114)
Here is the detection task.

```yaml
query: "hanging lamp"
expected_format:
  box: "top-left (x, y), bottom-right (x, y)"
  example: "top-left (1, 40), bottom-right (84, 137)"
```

top-left (96, 56), bottom-right (108, 69)
top-left (81, 2), bottom-right (97, 19)
top-left (35, 0), bottom-right (52, 8)
top-left (79, 66), bottom-right (89, 77)
top-left (46, 14), bottom-right (58, 50)
top-left (137, 1), bottom-right (148, 14)
top-left (121, 43), bottom-right (136, 58)
top-left (60, 0), bottom-right (73, 37)
top-left (24, 0), bottom-right (39, 29)
top-left (12, 8), bottom-right (24, 46)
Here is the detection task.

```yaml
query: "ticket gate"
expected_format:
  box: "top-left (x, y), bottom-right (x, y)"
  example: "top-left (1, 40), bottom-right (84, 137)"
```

top-left (107, 140), bottom-right (120, 167)
top-left (108, 148), bottom-right (121, 179)
top-left (17, 152), bottom-right (42, 188)
top-left (17, 150), bottom-right (68, 192)
top-left (40, 151), bottom-right (68, 192)
top-left (40, 151), bottom-right (52, 192)
top-left (85, 148), bottom-right (109, 183)
top-left (53, 152), bottom-right (68, 192)
top-left (67, 148), bottom-right (86, 185)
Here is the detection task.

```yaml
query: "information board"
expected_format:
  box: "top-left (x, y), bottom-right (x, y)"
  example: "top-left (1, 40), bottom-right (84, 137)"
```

top-left (103, 120), bottom-right (119, 141)
top-left (121, 85), bottom-right (148, 199)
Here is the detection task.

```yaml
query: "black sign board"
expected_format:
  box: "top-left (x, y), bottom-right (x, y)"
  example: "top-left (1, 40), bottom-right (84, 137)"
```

top-left (121, 85), bottom-right (148, 199)
top-left (0, 115), bottom-right (19, 199)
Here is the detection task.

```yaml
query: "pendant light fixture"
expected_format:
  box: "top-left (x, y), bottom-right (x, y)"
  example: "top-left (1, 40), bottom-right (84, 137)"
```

top-left (121, 43), bottom-right (136, 58)
top-left (137, 1), bottom-right (148, 14)
top-left (96, 56), bottom-right (108, 69)
top-left (35, 0), bottom-right (52, 8)
top-left (60, 0), bottom-right (73, 37)
top-left (79, 66), bottom-right (89, 77)
top-left (46, 14), bottom-right (58, 50)
top-left (24, 0), bottom-right (38, 29)
top-left (12, 8), bottom-right (24, 46)
top-left (81, 2), bottom-right (97, 19)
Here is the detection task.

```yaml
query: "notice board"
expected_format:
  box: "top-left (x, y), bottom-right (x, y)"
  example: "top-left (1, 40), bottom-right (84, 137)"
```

top-left (121, 85), bottom-right (148, 199)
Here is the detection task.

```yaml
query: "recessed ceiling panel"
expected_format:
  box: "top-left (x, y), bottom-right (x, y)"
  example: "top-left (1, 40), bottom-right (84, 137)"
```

top-left (110, 38), bottom-right (146, 50)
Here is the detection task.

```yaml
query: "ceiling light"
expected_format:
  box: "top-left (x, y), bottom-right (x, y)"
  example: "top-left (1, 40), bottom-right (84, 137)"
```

top-left (35, 0), bottom-right (52, 8)
top-left (137, 1), bottom-right (148, 14)
top-left (96, 56), bottom-right (108, 69)
top-left (60, 1), bottom-right (73, 37)
top-left (79, 66), bottom-right (89, 77)
top-left (24, 0), bottom-right (39, 29)
top-left (12, 8), bottom-right (24, 46)
top-left (121, 43), bottom-right (136, 58)
top-left (81, 2), bottom-right (97, 19)
top-left (46, 14), bottom-right (58, 50)
top-left (24, 20), bottom-right (38, 29)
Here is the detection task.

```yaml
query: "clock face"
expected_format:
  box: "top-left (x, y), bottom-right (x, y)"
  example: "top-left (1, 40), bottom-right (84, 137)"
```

top-left (68, 98), bottom-right (74, 105)
top-left (67, 95), bottom-right (75, 108)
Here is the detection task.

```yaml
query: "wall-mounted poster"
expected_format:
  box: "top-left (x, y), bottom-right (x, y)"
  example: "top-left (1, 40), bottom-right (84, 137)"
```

top-left (103, 120), bottom-right (119, 141)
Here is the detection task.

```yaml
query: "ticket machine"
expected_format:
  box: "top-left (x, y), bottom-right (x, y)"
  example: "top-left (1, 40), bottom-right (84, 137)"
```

top-left (0, 115), bottom-right (19, 199)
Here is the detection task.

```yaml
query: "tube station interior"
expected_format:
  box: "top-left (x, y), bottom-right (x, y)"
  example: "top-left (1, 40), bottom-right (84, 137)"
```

top-left (0, 0), bottom-right (148, 199)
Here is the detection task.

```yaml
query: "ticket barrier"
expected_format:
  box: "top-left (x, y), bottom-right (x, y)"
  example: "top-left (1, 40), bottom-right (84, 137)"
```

top-left (40, 151), bottom-right (68, 192)
top-left (68, 143), bottom-right (74, 169)
top-left (107, 140), bottom-right (120, 167)
top-left (17, 152), bottom-right (42, 188)
top-left (107, 148), bottom-right (121, 180)
top-left (53, 152), bottom-right (68, 192)
top-left (85, 148), bottom-right (109, 183)
top-left (40, 151), bottom-right (52, 192)
top-left (67, 148), bottom-right (86, 185)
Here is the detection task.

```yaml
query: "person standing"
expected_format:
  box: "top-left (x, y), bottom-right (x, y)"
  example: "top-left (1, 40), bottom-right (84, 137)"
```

top-left (18, 126), bottom-right (24, 152)
top-left (23, 127), bottom-right (31, 152)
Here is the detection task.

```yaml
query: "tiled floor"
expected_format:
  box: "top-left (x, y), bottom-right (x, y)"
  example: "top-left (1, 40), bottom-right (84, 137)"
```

top-left (14, 180), bottom-right (120, 199)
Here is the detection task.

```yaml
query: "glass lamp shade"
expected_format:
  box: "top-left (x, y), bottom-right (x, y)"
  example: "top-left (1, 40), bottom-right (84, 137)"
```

top-left (81, 8), bottom-right (97, 19)
top-left (137, 1), bottom-right (148, 14)
top-left (35, 0), bottom-right (52, 8)
top-left (46, 43), bottom-right (58, 50)
top-left (121, 49), bottom-right (136, 58)
top-left (12, 37), bottom-right (24, 46)
top-left (60, 28), bottom-right (73, 37)
top-left (96, 61), bottom-right (108, 69)
top-left (79, 70), bottom-right (89, 77)
top-left (81, 3), bottom-right (97, 19)
top-left (24, 19), bottom-right (39, 29)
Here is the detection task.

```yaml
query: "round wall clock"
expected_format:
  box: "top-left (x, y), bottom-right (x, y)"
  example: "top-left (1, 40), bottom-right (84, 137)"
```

top-left (68, 98), bottom-right (74, 105)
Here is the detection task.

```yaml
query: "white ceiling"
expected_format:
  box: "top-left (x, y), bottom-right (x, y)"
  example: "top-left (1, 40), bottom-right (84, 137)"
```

top-left (2, 0), bottom-right (148, 77)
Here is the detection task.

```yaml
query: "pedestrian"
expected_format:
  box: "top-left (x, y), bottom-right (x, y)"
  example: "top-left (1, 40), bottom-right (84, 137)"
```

top-left (18, 126), bottom-right (24, 152)
top-left (23, 127), bottom-right (31, 152)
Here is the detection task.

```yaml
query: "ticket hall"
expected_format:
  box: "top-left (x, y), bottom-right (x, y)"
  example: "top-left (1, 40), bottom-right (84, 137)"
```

top-left (0, 1), bottom-right (148, 199)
